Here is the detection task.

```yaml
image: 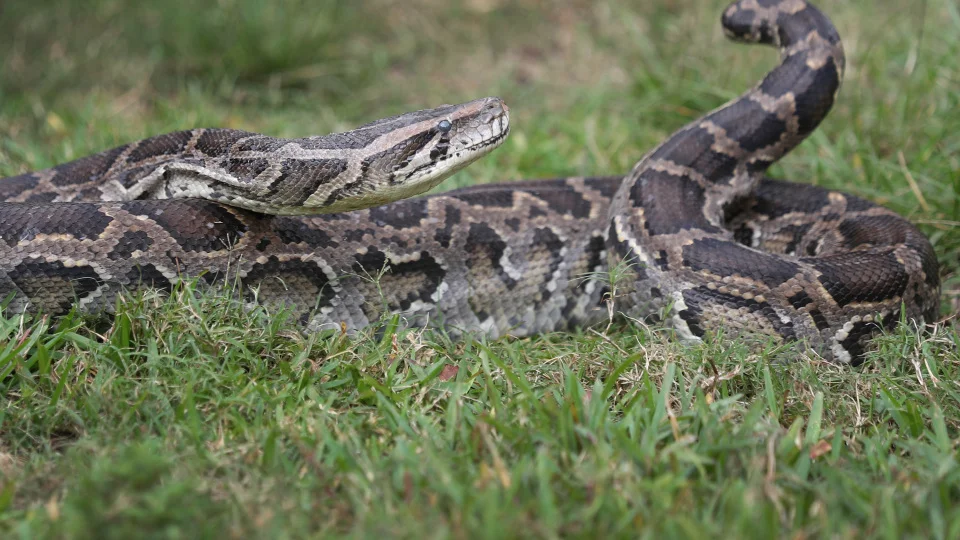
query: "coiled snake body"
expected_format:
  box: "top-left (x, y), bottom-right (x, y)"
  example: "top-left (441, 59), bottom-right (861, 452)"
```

top-left (0, 0), bottom-right (940, 364)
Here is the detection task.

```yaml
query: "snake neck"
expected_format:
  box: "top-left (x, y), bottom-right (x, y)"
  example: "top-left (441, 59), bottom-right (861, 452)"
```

top-left (608, 0), bottom-right (845, 258)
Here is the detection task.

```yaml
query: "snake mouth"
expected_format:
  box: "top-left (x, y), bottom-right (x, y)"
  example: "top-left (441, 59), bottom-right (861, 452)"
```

top-left (463, 111), bottom-right (511, 154)
top-left (415, 112), bottom-right (509, 174)
top-left (466, 124), bottom-right (510, 154)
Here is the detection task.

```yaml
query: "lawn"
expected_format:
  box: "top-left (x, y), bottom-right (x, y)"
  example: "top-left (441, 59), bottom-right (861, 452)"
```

top-left (1, 0), bottom-right (959, 537)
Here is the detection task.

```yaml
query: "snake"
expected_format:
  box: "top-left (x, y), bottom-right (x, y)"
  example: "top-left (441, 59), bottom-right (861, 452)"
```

top-left (0, 0), bottom-right (940, 365)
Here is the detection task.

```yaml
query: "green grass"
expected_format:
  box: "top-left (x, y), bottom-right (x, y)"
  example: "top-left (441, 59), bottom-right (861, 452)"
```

top-left (1, 0), bottom-right (959, 537)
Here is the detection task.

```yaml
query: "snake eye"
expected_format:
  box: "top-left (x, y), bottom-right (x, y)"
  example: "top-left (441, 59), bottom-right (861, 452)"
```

top-left (437, 119), bottom-right (452, 133)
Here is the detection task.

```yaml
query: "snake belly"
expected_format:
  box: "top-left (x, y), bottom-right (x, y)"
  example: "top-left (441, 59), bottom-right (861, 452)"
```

top-left (0, 0), bottom-right (940, 365)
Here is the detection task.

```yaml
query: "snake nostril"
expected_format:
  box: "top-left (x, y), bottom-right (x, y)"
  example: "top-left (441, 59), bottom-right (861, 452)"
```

top-left (483, 97), bottom-right (505, 114)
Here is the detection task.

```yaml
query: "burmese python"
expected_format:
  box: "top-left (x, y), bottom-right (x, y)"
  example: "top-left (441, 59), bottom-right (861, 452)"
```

top-left (0, 0), bottom-right (940, 364)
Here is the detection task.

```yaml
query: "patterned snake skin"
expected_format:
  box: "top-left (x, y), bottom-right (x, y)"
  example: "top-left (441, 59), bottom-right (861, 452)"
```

top-left (0, 0), bottom-right (940, 364)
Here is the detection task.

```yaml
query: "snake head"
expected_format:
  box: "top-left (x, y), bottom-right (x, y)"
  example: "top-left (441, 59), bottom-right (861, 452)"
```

top-left (322, 96), bottom-right (510, 212)
top-left (147, 98), bottom-right (510, 216)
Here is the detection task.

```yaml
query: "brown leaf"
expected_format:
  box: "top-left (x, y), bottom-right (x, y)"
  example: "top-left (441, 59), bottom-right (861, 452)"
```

top-left (438, 364), bottom-right (459, 381)
top-left (404, 471), bottom-right (414, 503)
top-left (809, 439), bottom-right (832, 460)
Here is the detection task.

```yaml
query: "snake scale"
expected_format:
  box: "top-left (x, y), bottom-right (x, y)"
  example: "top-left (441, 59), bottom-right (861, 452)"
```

top-left (0, 0), bottom-right (940, 365)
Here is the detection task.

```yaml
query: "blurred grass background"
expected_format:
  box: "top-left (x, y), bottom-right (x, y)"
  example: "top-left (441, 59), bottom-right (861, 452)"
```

top-left (1, 0), bottom-right (959, 537)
